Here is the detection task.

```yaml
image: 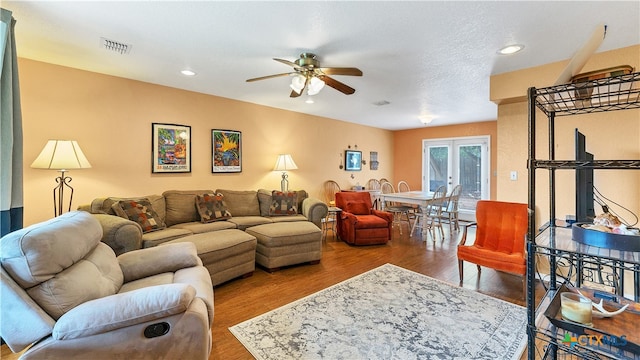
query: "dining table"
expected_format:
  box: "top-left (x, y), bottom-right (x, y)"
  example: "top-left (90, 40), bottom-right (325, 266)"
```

top-left (379, 191), bottom-right (445, 238)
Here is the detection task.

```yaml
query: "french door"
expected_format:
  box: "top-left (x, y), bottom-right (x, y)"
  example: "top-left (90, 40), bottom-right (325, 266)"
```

top-left (422, 136), bottom-right (490, 219)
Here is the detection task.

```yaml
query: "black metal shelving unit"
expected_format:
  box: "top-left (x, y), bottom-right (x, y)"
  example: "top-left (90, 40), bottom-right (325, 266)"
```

top-left (526, 72), bottom-right (640, 359)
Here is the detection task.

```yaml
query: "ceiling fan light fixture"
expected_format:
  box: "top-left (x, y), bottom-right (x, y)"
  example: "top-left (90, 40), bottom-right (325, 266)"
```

top-left (307, 77), bottom-right (325, 96)
top-left (290, 75), bottom-right (306, 94)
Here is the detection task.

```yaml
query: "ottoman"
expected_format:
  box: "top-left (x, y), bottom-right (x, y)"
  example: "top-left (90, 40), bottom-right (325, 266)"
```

top-left (246, 222), bottom-right (322, 272)
top-left (161, 229), bottom-right (257, 286)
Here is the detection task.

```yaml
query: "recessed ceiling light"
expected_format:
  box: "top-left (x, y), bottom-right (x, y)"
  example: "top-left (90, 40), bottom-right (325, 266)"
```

top-left (419, 115), bottom-right (434, 125)
top-left (305, 98), bottom-right (314, 104)
top-left (498, 44), bottom-right (524, 55)
top-left (181, 69), bottom-right (196, 76)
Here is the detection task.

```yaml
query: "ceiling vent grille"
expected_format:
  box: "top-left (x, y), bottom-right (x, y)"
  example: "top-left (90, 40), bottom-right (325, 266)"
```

top-left (100, 37), bottom-right (132, 54)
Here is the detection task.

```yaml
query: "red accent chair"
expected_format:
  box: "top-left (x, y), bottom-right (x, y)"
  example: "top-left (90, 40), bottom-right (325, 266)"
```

top-left (457, 200), bottom-right (528, 294)
top-left (335, 192), bottom-right (393, 245)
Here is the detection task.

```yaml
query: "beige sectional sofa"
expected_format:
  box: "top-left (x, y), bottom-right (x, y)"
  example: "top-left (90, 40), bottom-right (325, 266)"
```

top-left (80, 189), bottom-right (328, 285)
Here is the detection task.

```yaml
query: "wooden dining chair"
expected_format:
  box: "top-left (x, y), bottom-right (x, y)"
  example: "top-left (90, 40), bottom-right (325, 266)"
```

top-left (397, 180), bottom-right (410, 193)
top-left (322, 180), bottom-right (341, 206)
top-left (410, 185), bottom-right (446, 240)
top-left (440, 184), bottom-right (463, 232)
top-left (366, 178), bottom-right (381, 190)
top-left (380, 181), bottom-right (412, 234)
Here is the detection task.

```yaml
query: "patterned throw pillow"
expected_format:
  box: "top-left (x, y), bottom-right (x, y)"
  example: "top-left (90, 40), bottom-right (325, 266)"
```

top-left (112, 198), bottom-right (166, 233)
top-left (269, 191), bottom-right (298, 216)
top-left (195, 193), bottom-right (232, 223)
top-left (345, 201), bottom-right (370, 215)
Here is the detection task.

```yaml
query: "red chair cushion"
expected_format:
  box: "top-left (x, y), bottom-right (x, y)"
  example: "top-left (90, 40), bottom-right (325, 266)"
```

top-left (344, 201), bottom-right (370, 215)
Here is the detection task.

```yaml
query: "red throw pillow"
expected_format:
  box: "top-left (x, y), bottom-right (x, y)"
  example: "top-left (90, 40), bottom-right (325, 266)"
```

top-left (345, 201), bottom-right (370, 215)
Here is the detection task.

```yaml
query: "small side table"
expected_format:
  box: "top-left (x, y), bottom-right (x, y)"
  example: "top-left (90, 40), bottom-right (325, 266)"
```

top-left (322, 206), bottom-right (342, 241)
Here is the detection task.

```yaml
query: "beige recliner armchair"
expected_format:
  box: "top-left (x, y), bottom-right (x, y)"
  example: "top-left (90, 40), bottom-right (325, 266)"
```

top-left (0, 211), bottom-right (214, 359)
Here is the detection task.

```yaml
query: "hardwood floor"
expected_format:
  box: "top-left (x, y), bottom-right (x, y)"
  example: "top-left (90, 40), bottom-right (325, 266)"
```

top-left (1, 222), bottom-right (541, 360)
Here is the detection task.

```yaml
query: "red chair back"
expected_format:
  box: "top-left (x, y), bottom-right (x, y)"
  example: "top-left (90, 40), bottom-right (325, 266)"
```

top-left (474, 200), bottom-right (528, 254)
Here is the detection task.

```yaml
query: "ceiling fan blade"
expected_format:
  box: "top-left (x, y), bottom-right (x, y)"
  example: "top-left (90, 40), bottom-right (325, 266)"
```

top-left (318, 67), bottom-right (363, 76)
top-left (318, 75), bottom-right (356, 95)
top-left (274, 58), bottom-right (303, 70)
top-left (290, 76), bottom-right (309, 98)
top-left (246, 72), bottom-right (294, 82)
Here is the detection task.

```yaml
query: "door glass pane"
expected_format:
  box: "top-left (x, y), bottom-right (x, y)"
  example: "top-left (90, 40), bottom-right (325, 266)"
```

top-left (428, 146), bottom-right (448, 192)
top-left (458, 144), bottom-right (481, 211)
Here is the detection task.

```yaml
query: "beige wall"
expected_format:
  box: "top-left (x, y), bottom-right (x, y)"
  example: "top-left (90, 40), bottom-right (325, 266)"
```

top-left (492, 45), bottom-right (640, 227)
top-left (392, 122), bottom-right (498, 197)
top-left (19, 59), bottom-right (394, 225)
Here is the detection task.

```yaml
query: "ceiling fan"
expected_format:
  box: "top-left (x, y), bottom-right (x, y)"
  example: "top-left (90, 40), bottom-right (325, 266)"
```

top-left (246, 53), bottom-right (363, 98)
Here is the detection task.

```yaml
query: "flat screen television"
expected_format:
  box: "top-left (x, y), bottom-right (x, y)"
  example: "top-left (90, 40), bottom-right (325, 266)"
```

top-left (575, 129), bottom-right (595, 223)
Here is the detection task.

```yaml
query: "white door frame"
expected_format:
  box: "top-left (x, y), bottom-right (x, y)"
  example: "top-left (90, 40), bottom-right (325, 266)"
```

top-left (421, 135), bottom-right (490, 221)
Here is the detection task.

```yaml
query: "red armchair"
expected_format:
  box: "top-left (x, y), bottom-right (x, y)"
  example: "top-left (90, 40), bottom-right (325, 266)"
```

top-left (335, 191), bottom-right (393, 245)
top-left (457, 200), bottom-right (528, 294)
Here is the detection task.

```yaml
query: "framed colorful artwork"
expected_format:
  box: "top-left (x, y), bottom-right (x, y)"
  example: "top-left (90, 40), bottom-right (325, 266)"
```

top-left (212, 129), bottom-right (242, 173)
top-left (151, 123), bottom-right (191, 173)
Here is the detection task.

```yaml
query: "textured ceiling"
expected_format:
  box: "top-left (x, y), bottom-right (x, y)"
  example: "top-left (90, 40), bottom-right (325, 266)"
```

top-left (4, 1), bottom-right (640, 130)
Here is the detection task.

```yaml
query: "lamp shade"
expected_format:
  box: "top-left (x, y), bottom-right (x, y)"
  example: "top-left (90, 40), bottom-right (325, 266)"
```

top-left (31, 140), bottom-right (92, 170)
top-left (273, 154), bottom-right (298, 171)
top-left (289, 75), bottom-right (306, 94)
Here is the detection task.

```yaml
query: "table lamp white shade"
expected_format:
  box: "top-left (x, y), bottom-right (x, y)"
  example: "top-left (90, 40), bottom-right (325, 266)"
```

top-left (273, 154), bottom-right (297, 192)
top-left (31, 140), bottom-right (92, 170)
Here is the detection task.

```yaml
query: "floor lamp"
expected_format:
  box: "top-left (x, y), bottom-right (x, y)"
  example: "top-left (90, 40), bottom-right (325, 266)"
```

top-left (31, 140), bottom-right (92, 217)
top-left (273, 154), bottom-right (298, 192)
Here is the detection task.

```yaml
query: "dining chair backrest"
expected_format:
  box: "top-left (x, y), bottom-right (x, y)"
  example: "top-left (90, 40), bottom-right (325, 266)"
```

top-left (366, 178), bottom-right (381, 190)
top-left (323, 180), bottom-right (341, 204)
top-left (430, 185), bottom-right (448, 211)
top-left (397, 180), bottom-right (410, 192)
top-left (379, 178), bottom-right (390, 186)
top-left (446, 184), bottom-right (463, 211)
top-left (380, 181), bottom-right (395, 194)
top-left (380, 181), bottom-right (397, 207)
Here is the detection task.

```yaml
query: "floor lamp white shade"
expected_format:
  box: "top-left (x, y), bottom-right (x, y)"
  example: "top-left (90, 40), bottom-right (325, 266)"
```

top-left (273, 154), bottom-right (298, 192)
top-left (31, 140), bottom-right (92, 216)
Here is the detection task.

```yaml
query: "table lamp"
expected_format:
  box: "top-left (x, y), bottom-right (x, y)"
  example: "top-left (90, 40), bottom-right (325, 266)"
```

top-left (31, 140), bottom-right (92, 216)
top-left (273, 154), bottom-right (298, 192)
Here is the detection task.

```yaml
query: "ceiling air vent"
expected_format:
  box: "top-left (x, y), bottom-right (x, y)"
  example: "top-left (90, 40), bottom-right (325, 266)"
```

top-left (100, 37), bottom-right (132, 55)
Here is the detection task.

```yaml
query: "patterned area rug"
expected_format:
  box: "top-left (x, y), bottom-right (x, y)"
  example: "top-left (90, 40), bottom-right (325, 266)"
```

top-left (229, 263), bottom-right (527, 360)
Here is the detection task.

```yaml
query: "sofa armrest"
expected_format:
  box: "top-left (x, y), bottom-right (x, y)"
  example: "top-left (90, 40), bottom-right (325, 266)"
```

top-left (89, 213), bottom-right (143, 256)
top-left (52, 283), bottom-right (196, 340)
top-left (118, 242), bottom-right (202, 283)
top-left (302, 197), bottom-right (328, 228)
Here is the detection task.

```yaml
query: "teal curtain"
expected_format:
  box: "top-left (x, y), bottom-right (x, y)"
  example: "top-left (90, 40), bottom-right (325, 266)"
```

top-left (0, 8), bottom-right (23, 237)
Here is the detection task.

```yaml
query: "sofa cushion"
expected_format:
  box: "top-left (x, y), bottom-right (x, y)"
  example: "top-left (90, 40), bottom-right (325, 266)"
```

top-left (140, 228), bottom-right (194, 248)
top-left (258, 189), bottom-right (308, 216)
top-left (215, 189), bottom-right (260, 217)
top-left (195, 193), bottom-right (232, 223)
top-left (163, 190), bottom-right (213, 227)
top-left (344, 200), bottom-right (371, 215)
top-left (91, 195), bottom-right (166, 224)
top-left (269, 191), bottom-right (298, 216)
top-left (112, 198), bottom-right (166, 233)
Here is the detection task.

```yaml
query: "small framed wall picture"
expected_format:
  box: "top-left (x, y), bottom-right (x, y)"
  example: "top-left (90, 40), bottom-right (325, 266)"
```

top-left (345, 150), bottom-right (362, 171)
top-left (212, 129), bottom-right (242, 173)
top-left (151, 123), bottom-right (191, 173)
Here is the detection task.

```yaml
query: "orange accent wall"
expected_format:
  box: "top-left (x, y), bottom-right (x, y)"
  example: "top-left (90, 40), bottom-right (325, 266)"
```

top-left (18, 59), bottom-right (394, 225)
top-left (392, 122), bottom-right (498, 197)
top-left (491, 45), bottom-right (640, 226)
